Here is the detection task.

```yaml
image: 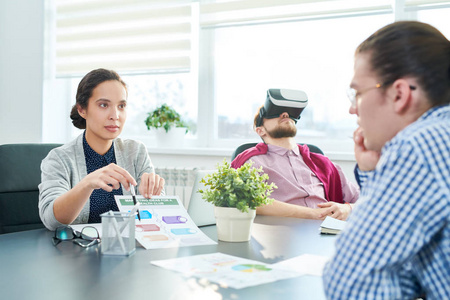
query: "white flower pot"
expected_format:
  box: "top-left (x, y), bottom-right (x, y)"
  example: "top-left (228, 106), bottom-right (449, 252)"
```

top-left (155, 127), bottom-right (186, 148)
top-left (214, 207), bottom-right (256, 242)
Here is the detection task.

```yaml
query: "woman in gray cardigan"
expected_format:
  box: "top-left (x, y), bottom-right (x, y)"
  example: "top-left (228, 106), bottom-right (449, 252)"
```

top-left (39, 69), bottom-right (165, 231)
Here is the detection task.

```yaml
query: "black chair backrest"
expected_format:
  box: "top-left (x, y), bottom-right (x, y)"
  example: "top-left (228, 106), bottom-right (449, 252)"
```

top-left (231, 142), bottom-right (324, 161)
top-left (0, 143), bottom-right (61, 234)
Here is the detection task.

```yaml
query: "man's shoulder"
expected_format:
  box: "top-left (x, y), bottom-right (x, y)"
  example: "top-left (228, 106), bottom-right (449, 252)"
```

top-left (231, 143), bottom-right (268, 169)
top-left (391, 112), bottom-right (450, 155)
top-left (245, 153), bottom-right (267, 164)
top-left (400, 106), bottom-right (450, 141)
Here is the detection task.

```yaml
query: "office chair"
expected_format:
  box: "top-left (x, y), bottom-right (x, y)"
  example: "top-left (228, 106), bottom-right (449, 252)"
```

top-left (0, 143), bottom-right (61, 234)
top-left (231, 142), bottom-right (324, 161)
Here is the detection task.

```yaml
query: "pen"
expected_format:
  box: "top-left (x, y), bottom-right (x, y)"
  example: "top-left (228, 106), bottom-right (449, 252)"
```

top-left (129, 184), bottom-right (141, 221)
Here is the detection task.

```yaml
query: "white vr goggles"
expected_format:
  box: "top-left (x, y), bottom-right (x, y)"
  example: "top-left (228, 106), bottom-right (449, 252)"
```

top-left (256, 89), bottom-right (308, 127)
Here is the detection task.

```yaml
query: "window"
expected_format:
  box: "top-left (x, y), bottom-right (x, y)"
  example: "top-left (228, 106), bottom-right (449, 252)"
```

top-left (120, 73), bottom-right (197, 143)
top-left (46, 0), bottom-right (450, 155)
top-left (50, 0), bottom-right (197, 145)
top-left (62, 73), bottom-right (196, 143)
top-left (55, 1), bottom-right (192, 75)
top-left (416, 6), bottom-right (450, 38)
top-left (207, 14), bottom-right (392, 152)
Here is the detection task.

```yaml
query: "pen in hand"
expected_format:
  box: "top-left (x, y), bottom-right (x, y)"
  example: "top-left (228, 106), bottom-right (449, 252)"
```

top-left (129, 184), bottom-right (141, 221)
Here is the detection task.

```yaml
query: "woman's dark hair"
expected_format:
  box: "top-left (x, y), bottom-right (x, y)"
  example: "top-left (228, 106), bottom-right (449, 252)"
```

top-left (70, 68), bottom-right (127, 129)
top-left (356, 21), bottom-right (450, 107)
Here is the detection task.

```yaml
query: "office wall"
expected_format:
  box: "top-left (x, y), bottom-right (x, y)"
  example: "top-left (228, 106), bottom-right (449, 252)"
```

top-left (0, 1), bottom-right (44, 144)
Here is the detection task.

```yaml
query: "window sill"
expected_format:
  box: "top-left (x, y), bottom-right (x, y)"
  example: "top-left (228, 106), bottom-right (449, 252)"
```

top-left (147, 146), bottom-right (355, 161)
top-left (147, 146), bottom-right (233, 157)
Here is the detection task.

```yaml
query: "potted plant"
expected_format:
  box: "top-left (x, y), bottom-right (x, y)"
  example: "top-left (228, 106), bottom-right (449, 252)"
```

top-left (198, 159), bottom-right (277, 242)
top-left (145, 104), bottom-right (189, 147)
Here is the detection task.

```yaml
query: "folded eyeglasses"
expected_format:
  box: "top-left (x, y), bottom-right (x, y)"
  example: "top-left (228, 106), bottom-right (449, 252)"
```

top-left (52, 225), bottom-right (101, 248)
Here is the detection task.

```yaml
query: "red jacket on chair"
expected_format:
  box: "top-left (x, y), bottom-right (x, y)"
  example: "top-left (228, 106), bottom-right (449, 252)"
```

top-left (231, 143), bottom-right (344, 203)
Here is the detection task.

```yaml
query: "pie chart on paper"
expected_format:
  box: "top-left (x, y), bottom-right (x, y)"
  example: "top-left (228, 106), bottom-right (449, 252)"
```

top-left (231, 264), bottom-right (272, 273)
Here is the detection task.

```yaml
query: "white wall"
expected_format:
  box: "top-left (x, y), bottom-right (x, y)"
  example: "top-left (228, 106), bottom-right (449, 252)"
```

top-left (0, 0), bottom-right (45, 144)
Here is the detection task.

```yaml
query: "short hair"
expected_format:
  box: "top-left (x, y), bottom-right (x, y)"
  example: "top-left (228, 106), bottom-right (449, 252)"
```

top-left (253, 105), bottom-right (264, 129)
top-left (356, 21), bottom-right (450, 107)
top-left (70, 68), bottom-right (127, 129)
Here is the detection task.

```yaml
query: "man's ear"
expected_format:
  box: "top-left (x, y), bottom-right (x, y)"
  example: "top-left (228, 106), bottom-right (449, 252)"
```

top-left (77, 104), bottom-right (87, 119)
top-left (391, 79), bottom-right (414, 114)
top-left (255, 126), bottom-right (266, 138)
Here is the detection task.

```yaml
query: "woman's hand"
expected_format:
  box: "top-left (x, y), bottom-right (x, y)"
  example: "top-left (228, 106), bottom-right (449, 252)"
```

top-left (354, 127), bottom-right (381, 171)
top-left (82, 163), bottom-right (137, 192)
top-left (53, 163), bottom-right (136, 225)
top-left (317, 202), bottom-right (352, 220)
top-left (139, 172), bottom-right (165, 198)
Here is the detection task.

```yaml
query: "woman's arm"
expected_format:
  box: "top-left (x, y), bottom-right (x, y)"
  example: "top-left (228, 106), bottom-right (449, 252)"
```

top-left (39, 148), bottom-right (136, 230)
top-left (53, 163), bottom-right (137, 224)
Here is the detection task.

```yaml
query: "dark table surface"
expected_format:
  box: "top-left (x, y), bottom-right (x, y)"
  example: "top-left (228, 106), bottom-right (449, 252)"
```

top-left (0, 216), bottom-right (336, 300)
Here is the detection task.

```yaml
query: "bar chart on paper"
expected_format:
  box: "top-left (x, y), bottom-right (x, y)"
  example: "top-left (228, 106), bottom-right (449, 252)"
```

top-left (114, 195), bottom-right (216, 249)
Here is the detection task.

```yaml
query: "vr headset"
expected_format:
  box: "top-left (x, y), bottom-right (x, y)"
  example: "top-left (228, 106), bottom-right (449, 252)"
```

top-left (256, 89), bottom-right (308, 127)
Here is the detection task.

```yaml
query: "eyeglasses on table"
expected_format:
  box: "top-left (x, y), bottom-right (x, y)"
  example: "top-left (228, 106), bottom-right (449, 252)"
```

top-left (52, 225), bottom-right (101, 248)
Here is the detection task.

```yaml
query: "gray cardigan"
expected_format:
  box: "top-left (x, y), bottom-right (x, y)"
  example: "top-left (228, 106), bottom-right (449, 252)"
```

top-left (38, 134), bottom-right (153, 231)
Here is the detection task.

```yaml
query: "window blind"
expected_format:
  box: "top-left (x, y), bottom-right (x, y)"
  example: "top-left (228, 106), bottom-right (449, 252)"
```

top-left (56, 0), bottom-right (193, 77)
top-left (405, 0), bottom-right (450, 9)
top-left (200, 0), bottom-right (392, 28)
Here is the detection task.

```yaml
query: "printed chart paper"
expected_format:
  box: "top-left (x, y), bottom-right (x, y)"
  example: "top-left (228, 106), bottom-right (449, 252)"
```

top-left (151, 252), bottom-right (302, 289)
top-left (114, 195), bottom-right (216, 249)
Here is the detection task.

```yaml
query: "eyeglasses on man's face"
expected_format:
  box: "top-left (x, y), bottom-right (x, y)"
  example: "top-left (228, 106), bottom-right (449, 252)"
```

top-left (52, 225), bottom-right (101, 248)
top-left (347, 82), bottom-right (416, 108)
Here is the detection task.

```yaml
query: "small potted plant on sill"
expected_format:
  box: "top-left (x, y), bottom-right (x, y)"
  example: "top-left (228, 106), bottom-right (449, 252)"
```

top-left (198, 159), bottom-right (277, 242)
top-left (145, 104), bottom-right (190, 147)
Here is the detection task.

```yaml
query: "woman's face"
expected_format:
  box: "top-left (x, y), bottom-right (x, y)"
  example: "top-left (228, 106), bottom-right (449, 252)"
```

top-left (78, 80), bottom-right (127, 146)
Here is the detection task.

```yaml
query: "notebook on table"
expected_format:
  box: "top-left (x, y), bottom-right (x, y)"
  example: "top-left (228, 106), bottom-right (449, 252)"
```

top-left (319, 216), bottom-right (347, 235)
top-left (187, 170), bottom-right (216, 227)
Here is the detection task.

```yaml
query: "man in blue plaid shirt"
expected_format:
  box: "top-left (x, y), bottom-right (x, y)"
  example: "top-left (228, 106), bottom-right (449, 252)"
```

top-left (323, 21), bottom-right (450, 299)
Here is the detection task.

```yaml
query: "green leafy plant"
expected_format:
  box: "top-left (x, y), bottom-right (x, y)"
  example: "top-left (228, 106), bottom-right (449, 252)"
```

top-left (198, 159), bottom-right (277, 213)
top-left (145, 103), bottom-right (189, 133)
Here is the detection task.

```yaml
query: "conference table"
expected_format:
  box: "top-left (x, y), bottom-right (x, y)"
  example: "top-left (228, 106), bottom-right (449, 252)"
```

top-left (0, 216), bottom-right (336, 300)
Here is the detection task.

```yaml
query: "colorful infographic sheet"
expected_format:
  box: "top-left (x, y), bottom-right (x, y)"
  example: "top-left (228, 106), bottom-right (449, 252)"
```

top-left (114, 195), bottom-right (216, 249)
top-left (151, 252), bottom-right (302, 289)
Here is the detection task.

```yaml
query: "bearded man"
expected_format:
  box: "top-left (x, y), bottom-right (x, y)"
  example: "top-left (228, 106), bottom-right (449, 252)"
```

top-left (231, 100), bottom-right (359, 220)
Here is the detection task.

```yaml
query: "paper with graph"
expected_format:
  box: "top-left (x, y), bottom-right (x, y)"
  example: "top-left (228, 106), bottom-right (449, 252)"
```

top-left (114, 195), bottom-right (216, 249)
top-left (151, 252), bottom-right (302, 289)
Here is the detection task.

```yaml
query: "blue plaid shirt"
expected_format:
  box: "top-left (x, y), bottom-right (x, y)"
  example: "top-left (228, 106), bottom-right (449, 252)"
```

top-left (323, 105), bottom-right (450, 300)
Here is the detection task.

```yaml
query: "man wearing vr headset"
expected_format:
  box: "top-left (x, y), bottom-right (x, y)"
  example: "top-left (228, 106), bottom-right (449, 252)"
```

top-left (231, 89), bottom-right (359, 220)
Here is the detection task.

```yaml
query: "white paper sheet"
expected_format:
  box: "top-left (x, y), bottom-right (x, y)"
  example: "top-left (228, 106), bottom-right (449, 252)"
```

top-left (152, 252), bottom-right (302, 289)
top-left (114, 195), bottom-right (217, 249)
top-left (271, 254), bottom-right (330, 277)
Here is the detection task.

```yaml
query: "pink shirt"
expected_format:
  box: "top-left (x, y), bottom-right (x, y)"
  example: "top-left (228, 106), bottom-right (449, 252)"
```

top-left (248, 144), bottom-right (359, 208)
